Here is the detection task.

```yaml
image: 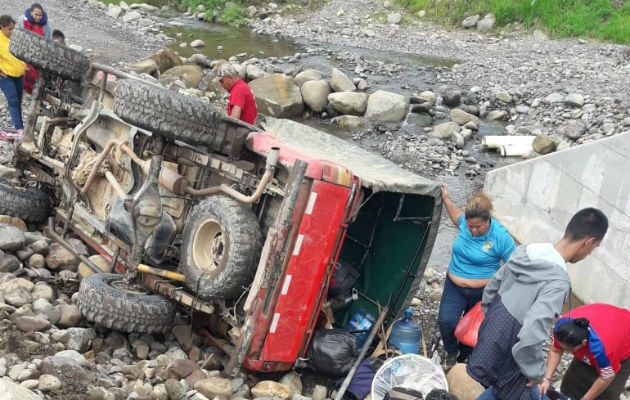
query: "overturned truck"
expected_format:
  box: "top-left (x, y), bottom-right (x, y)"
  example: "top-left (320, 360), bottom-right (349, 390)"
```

top-left (5, 29), bottom-right (442, 374)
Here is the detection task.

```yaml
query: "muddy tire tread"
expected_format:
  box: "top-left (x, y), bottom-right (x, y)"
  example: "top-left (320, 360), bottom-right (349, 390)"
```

top-left (113, 79), bottom-right (222, 145)
top-left (0, 180), bottom-right (51, 223)
top-left (77, 273), bottom-right (175, 334)
top-left (181, 195), bottom-right (262, 300)
top-left (9, 29), bottom-right (89, 81)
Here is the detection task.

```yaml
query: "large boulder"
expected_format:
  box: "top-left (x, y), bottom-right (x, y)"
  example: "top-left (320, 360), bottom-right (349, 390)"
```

top-left (0, 224), bottom-right (25, 251)
top-left (130, 58), bottom-right (159, 76)
top-left (15, 316), bottom-right (52, 332)
top-left (533, 134), bottom-right (557, 154)
top-left (364, 90), bottom-right (408, 122)
top-left (149, 49), bottom-right (184, 73)
top-left (332, 115), bottom-right (366, 130)
top-left (0, 215), bottom-right (26, 231)
top-left (330, 68), bottom-right (355, 92)
top-left (446, 363), bottom-right (484, 400)
top-left (159, 64), bottom-right (204, 89)
top-left (194, 377), bottom-right (233, 398)
top-left (327, 92), bottom-right (368, 115)
top-left (301, 80), bottom-right (330, 112)
top-left (294, 69), bottom-right (323, 88)
top-left (249, 74), bottom-right (304, 118)
top-left (450, 109), bottom-right (480, 126)
top-left (432, 122), bottom-right (460, 140)
top-left (477, 13), bottom-right (496, 33)
top-left (246, 64), bottom-right (267, 81)
top-left (121, 11), bottom-right (142, 23)
top-left (0, 377), bottom-right (41, 399)
top-left (251, 381), bottom-right (292, 400)
top-left (40, 356), bottom-right (89, 392)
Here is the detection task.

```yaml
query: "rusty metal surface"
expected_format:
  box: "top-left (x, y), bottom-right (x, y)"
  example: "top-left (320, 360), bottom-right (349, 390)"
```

top-left (141, 273), bottom-right (215, 314)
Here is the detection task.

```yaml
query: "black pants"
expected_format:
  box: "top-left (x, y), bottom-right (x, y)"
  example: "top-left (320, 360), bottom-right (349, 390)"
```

top-left (561, 357), bottom-right (630, 400)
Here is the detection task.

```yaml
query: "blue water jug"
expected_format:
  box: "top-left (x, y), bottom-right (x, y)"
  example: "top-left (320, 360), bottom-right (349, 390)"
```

top-left (345, 308), bottom-right (376, 348)
top-left (388, 308), bottom-right (421, 354)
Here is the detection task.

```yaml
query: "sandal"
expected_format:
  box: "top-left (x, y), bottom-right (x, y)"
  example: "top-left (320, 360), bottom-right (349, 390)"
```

top-left (0, 130), bottom-right (22, 141)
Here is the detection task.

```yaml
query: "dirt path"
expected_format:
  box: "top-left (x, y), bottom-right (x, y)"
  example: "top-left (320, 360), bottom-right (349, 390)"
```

top-left (6, 0), bottom-right (162, 64)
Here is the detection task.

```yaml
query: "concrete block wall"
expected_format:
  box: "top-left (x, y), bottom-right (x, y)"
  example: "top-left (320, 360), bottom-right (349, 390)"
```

top-left (484, 132), bottom-right (630, 308)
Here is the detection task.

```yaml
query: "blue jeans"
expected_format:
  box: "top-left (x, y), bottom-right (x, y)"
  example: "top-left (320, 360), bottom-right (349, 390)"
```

top-left (476, 386), bottom-right (551, 400)
top-left (438, 274), bottom-right (484, 357)
top-left (0, 75), bottom-right (24, 130)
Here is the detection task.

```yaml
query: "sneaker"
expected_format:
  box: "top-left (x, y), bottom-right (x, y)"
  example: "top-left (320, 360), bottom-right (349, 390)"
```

top-left (445, 352), bottom-right (458, 371)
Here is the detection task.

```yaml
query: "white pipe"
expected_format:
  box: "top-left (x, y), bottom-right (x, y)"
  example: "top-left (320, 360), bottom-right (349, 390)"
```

top-left (499, 144), bottom-right (534, 157)
top-left (482, 135), bottom-right (535, 149)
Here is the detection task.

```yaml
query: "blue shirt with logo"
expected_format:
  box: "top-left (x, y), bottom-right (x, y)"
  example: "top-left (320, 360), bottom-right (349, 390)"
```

top-left (448, 215), bottom-right (516, 280)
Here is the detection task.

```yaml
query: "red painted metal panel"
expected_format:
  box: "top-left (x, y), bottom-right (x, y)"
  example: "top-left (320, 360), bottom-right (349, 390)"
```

top-left (249, 133), bottom-right (323, 180)
top-left (258, 180), bottom-right (350, 362)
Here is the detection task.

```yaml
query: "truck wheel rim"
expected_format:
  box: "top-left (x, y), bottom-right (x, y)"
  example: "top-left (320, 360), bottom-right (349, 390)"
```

top-left (192, 218), bottom-right (225, 272)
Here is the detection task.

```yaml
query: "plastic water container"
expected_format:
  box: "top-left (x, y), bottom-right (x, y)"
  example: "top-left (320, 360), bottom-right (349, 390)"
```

top-left (345, 308), bottom-right (376, 348)
top-left (388, 308), bottom-right (421, 354)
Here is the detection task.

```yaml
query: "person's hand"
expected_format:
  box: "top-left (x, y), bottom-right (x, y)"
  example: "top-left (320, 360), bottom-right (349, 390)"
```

top-left (525, 379), bottom-right (540, 387)
top-left (0, 72), bottom-right (6, 79)
top-left (441, 183), bottom-right (449, 200)
top-left (539, 379), bottom-right (550, 394)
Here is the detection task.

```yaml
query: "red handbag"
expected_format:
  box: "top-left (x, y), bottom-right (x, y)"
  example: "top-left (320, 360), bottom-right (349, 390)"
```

top-left (454, 301), bottom-right (485, 347)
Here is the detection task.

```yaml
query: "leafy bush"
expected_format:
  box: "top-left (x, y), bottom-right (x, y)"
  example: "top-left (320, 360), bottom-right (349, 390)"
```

top-left (220, 5), bottom-right (245, 25)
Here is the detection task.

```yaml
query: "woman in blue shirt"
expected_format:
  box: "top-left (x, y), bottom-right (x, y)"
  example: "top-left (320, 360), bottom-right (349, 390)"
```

top-left (438, 184), bottom-right (516, 371)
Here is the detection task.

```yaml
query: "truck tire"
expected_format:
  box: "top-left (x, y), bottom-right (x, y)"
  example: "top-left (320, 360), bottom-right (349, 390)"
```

top-left (77, 273), bottom-right (175, 334)
top-left (113, 79), bottom-right (223, 145)
top-left (181, 195), bottom-right (262, 300)
top-left (9, 29), bottom-right (89, 82)
top-left (0, 180), bottom-right (51, 223)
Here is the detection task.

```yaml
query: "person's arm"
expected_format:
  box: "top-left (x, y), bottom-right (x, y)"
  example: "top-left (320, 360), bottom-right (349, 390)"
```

top-left (441, 184), bottom-right (463, 227)
top-left (581, 376), bottom-right (614, 400)
top-left (539, 346), bottom-right (563, 393)
top-left (229, 105), bottom-right (242, 120)
top-left (481, 264), bottom-right (507, 314)
top-left (512, 282), bottom-right (570, 381)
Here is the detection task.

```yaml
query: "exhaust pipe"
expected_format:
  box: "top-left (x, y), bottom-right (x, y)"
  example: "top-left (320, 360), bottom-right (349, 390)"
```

top-left (185, 147), bottom-right (280, 204)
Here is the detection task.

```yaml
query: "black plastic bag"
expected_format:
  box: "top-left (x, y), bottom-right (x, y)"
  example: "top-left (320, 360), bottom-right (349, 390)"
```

top-left (425, 389), bottom-right (458, 400)
top-left (308, 328), bottom-right (358, 377)
top-left (327, 262), bottom-right (360, 298)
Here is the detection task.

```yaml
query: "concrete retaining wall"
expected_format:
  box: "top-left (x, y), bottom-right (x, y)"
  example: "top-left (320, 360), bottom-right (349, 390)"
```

top-left (484, 133), bottom-right (630, 308)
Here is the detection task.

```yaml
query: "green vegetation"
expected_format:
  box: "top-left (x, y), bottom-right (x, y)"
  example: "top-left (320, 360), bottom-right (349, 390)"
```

top-left (177, 0), bottom-right (245, 26)
top-left (397, 0), bottom-right (630, 43)
top-left (219, 4), bottom-right (245, 25)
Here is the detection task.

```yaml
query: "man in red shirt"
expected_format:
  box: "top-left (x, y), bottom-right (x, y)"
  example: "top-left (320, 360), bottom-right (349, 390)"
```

top-left (214, 63), bottom-right (257, 125)
top-left (541, 303), bottom-right (630, 400)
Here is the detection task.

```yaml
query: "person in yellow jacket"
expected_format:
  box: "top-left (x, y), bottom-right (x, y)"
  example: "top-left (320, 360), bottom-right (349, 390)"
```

top-left (0, 15), bottom-right (27, 140)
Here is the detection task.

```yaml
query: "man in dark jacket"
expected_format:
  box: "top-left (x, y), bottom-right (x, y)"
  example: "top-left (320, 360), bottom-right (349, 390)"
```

top-left (467, 207), bottom-right (609, 400)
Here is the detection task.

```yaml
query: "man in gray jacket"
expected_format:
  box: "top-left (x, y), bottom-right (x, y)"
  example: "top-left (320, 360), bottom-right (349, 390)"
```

top-left (467, 207), bottom-right (609, 400)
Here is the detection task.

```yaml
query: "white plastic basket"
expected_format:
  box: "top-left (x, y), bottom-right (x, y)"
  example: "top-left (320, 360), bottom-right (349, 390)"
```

top-left (371, 354), bottom-right (448, 400)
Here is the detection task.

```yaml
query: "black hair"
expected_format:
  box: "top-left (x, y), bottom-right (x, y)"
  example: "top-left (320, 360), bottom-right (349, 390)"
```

top-left (52, 29), bottom-right (64, 39)
top-left (564, 207), bottom-right (608, 242)
top-left (556, 317), bottom-right (589, 347)
top-left (0, 15), bottom-right (15, 27)
top-left (31, 3), bottom-right (44, 12)
top-left (465, 191), bottom-right (493, 221)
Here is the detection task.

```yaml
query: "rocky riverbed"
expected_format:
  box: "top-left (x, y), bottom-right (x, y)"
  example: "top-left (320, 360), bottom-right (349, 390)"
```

top-left (1, 0), bottom-right (629, 399)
